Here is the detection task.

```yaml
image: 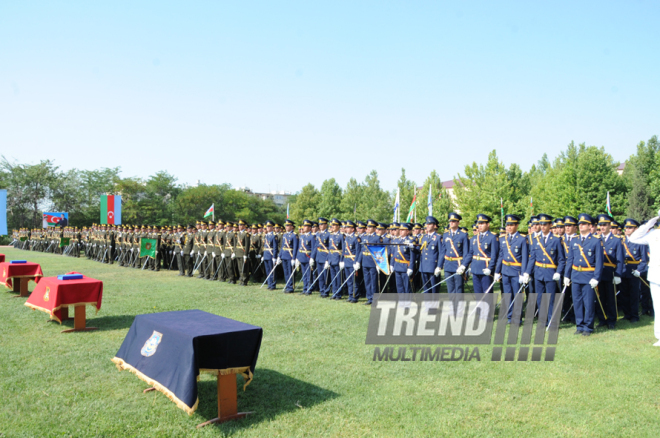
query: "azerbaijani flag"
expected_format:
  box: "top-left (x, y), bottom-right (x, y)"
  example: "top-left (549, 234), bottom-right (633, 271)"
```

top-left (286, 203), bottom-right (290, 219)
top-left (100, 195), bottom-right (122, 225)
top-left (204, 204), bottom-right (214, 218)
top-left (427, 185), bottom-right (432, 216)
top-left (606, 192), bottom-right (612, 216)
top-left (406, 192), bottom-right (417, 223)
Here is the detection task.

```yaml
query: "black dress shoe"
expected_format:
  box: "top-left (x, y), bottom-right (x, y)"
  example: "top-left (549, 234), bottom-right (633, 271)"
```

top-left (582, 332), bottom-right (591, 337)
top-left (320, 294), bottom-right (328, 298)
top-left (607, 323), bottom-right (615, 329)
top-left (574, 330), bottom-right (581, 335)
top-left (364, 301), bottom-right (372, 305)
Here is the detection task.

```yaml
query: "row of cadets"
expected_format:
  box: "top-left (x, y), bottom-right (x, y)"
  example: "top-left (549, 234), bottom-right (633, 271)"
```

top-left (620, 218), bottom-right (649, 323)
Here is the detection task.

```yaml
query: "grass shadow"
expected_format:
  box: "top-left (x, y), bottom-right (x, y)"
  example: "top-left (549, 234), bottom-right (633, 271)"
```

top-left (54, 314), bottom-right (136, 331)
top-left (196, 368), bottom-right (339, 433)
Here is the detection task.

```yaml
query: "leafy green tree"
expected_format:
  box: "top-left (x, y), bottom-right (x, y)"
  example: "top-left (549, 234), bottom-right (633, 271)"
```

top-left (289, 184), bottom-right (319, 225)
top-left (50, 169), bottom-right (84, 226)
top-left (173, 184), bottom-right (229, 225)
top-left (362, 170), bottom-right (391, 222)
top-left (417, 170), bottom-right (454, 228)
top-left (317, 178), bottom-right (343, 219)
top-left (396, 168), bottom-right (417, 223)
top-left (341, 178), bottom-right (364, 220)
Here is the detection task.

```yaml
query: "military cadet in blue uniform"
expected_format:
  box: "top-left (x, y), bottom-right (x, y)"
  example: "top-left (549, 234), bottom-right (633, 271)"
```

top-left (262, 220), bottom-right (280, 290)
top-left (341, 221), bottom-right (361, 302)
top-left (357, 219), bottom-right (383, 305)
top-left (494, 214), bottom-right (528, 322)
top-left (279, 219), bottom-right (299, 293)
top-left (595, 214), bottom-right (624, 329)
top-left (328, 219), bottom-right (344, 299)
top-left (296, 219), bottom-right (314, 295)
top-left (526, 214), bottom-right (565, 324)
top-left (437, 212), bottom-right (471, 293)
top-left (470, 214), bottom-right (499, 294)
top-left (311, 217), bottom-right (331, 297)
top-left (393, 223), bottom-right (417, 293)
top-left (620, 218), bottom-right (649, 322)
top-left (564, 213), bottom-right (603, 336)
top-left (561, 216), bottom-right (579, 323)
top-left (418, 216), bottom-right (442, 293)
top-left (355, 221), bottom-right (367, 298)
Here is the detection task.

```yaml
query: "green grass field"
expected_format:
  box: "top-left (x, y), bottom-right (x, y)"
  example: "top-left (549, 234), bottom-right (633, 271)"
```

top-left (1, 246), bottom-right (659, 437)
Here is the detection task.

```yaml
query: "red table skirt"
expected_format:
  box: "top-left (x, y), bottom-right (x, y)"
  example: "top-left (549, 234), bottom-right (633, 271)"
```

top-left (0, 254), bottom-right (5, 263)
top-left (0, 261), bottom-right (43, 288)
top-left (25, 272), bottom-right (103, 323)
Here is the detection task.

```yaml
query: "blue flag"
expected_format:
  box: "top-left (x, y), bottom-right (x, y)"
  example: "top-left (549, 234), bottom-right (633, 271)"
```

top-left (0, 189), bottom-right (7, 236)
top-left (365, 244), bottom-right (390, 275)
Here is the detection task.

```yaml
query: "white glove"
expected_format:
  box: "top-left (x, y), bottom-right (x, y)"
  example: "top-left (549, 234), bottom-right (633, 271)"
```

top-left (339, 262), bottom-right (345, 270)
top-left (231, 253), bottom-right (235, 259)
top-left (613, 276), bottom-right (621, 285)
top-left (564, 277), bottom-right (571, 287)
top-left (180, 251), bottom-right (183, 256)
top-left (212, 253), bottom-right (216, 258)
top-left (190, 251), bottom-right (194, 256)
top-left (456, 265), bottom-right (466, 275)
top-left (310, 259), bottom-right (315, 267)
top-left (483, 268), bottom-right (491, 276)
top-left (243, 256), bottom-right (247, 261)
top-left (291, 259), bottom-right (295, 267)
top-left (589, 278), bottom-right (599, 289)
top-left (407, 269), bottom-right (413, 277)
top-left (276, 257), bottom-right (282, 265)
top-left (204, 251), bottom-right (207, 256)
top-left (523, 273), bottom-right (530, 284)
top-left (353, 262), bottom-right (360, 270)
top-left (518, 275), bottom-right (525, 284)
top-left (493, 273), bottom-right (502, 282)
top-left (256, 255), bottom-right (261, 259)
top-left (434, 267), bottom-right (442, 277)
top-left (633, 270), bottom-right (641, 277)
top-left (407, 242), bottom-right (414, 248)
top-left (467, 267), bottom-right (472, 276)
top-left (130, 248), bottom-right (133, 252)
top-left (552, 272), bottom-right (561, 281)
top-left (295, 260), bottom-right (300, 268)
top-left (324, 261), bottom-right (330, 270)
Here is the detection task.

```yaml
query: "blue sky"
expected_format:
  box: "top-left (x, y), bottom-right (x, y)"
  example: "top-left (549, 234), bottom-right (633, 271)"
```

top-left (1, 1), bottom-right (658, 193)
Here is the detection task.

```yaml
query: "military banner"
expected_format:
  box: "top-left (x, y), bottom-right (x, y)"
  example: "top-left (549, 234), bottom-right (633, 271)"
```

top-left (59, 237), bottom-right (71, 248)
top-left (140, 238), bottom-right (157, 258)
top-left (364, 244), bottom-right (390, 275)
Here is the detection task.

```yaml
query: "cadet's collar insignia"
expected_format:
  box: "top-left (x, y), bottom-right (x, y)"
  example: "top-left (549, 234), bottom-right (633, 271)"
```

top-left (141, 331), bottom-right (163, 357)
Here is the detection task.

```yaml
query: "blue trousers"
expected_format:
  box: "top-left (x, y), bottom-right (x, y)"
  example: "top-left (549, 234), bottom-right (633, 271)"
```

top-left (363, 267), bottom-right (378, 301)
top-left (395, 272), bottom-right (412, 293)
top-left (329, 264), bottom-right (343, 297)
top-left (264, 259), bottom-right (276, 289)
top-left (344, 267), bottom-right (357, 299)
top-left (535, 278), bottom-right (557, 324)
top-left (282, 260), bottom-right (294, 292)
top-left (311, 265), bottom-right (319, 291)
top-left (472, 274), bottom-right (492, 294)
top-left (621, 277), bottom-right (640, 321)
top-left (573, 282), bottom-right (595, 333)
top-left (502, 274), bottom-right (523, 322)
top-left (446, 272), bottom-right (464, 293)
top-left (421, 272), bottom-right (438, 293)
top-left (317, 265), bottom-right (330, 296)
top-left (596, 280), bottom-right (616, 325)
top-left (300, 262), bottom-right (311, 293)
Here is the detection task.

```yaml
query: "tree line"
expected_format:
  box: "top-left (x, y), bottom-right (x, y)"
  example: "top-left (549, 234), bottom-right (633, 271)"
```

top-left (1, 135), bottom-right (657, 236)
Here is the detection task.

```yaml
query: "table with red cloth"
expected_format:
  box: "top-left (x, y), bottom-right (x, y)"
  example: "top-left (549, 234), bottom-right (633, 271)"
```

top-left (1, 261), bottom-right (43, 295)
top-left (25, 272), bottom-right (103, 324)
top-left (0, 254), bottom-right (5, 263)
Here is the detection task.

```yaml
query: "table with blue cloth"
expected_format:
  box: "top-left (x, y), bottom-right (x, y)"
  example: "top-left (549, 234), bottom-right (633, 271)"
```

top-left (112, 310), bottom-right (262, 426)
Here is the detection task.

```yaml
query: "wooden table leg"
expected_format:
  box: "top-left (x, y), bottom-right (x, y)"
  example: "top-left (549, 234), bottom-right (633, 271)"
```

top-left (196, 373), bottom-right (252, 428)
top-left (11, 278), bottom-right (31, 298)
top-left (62, 305), bottom-right (98, 333)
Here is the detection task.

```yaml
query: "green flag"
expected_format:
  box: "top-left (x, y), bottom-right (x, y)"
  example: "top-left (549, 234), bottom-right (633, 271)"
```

top-left (140, 238), bottom-right (157, 258)
top-left (59, 237), bottom-right (71, 248)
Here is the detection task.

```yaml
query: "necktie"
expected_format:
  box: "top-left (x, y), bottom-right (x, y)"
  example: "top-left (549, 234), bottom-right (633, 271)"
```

top-left (581, 236), bottom-right (585, 244)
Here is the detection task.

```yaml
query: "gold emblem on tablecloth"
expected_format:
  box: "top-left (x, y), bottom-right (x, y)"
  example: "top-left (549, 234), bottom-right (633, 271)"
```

top-left (141, 331), bottom-right (163, 357)
top-left (44, 287), bottom-right (50, 302)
